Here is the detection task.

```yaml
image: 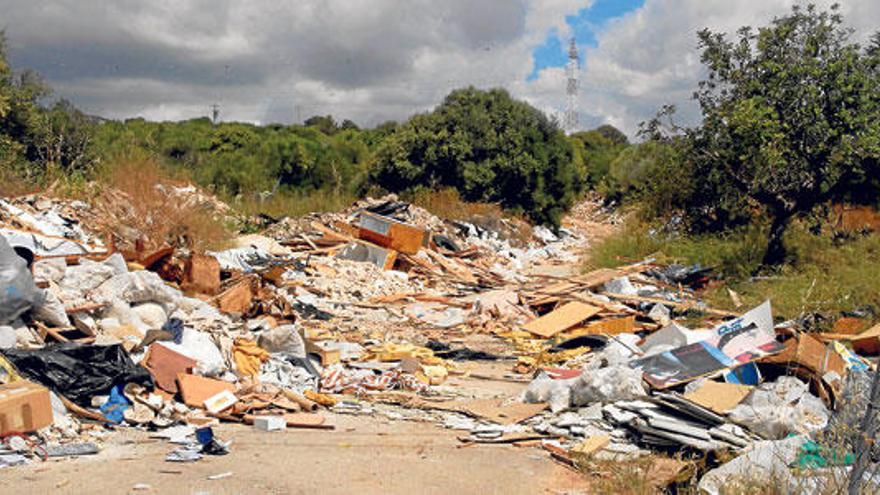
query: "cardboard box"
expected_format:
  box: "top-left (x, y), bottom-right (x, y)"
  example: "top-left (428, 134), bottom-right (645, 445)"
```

top-left (0, 380), bottom-right (53, 434)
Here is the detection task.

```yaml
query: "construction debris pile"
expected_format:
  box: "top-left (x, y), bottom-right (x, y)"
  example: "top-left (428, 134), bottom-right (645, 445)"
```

top-left (1, 189), bottom-right (879, 492)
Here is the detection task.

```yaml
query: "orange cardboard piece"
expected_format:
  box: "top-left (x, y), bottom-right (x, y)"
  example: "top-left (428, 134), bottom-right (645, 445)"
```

top-left (142, 343), bottom-right (197, 394)
top-left (523, 301), bottom-right (601, 338)
top-left (0, 380), bottom-right (53, 435)
top-left (832, 317), bottom-right (870, 335)
top-left (762, 334), bottom-right (846, 397)
top-left (176, 373), bottom-right (236, 408)
top-left (182, 253), bottom-right (220, 296)
top-left (852, 324), bottom-right (880, 356)
top-left (683, 380), bottom-right (752, 414)
top-left (216, 278), bottom-right (255, 314)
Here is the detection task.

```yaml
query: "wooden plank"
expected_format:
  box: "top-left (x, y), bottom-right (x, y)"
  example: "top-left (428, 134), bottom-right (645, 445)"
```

top-left (570, 434), bottom-right (611, 456)
top-left (522, 301), bottom-right (601, 338)
top-left (423, 249), bottom-right (478, 284)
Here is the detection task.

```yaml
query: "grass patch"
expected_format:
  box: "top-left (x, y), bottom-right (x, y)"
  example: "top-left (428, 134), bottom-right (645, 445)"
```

top-left (0, 165), bottom-right (38, 196)
top-left (230, 188), bottom-right (356, 219)
top-left (585, 220), bottom-right (880, 321)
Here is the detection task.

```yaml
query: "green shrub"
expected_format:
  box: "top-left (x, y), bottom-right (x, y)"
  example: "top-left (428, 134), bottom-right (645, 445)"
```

top-left (369, 87), bottom-right (586, 227)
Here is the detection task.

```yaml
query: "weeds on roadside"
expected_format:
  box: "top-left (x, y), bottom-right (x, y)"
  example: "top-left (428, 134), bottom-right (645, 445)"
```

top-left (230, 188), bottom-right (356, 220)
top-left (584, 220), bottom-right (880, 321)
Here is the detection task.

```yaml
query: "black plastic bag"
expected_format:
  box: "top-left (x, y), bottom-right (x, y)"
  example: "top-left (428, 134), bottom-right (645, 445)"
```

top-left (2, 343), bottom-right (153, 406)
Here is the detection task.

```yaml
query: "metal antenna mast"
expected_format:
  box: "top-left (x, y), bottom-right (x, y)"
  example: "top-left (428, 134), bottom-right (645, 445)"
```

top-left (564, 37), bottom-right (579, 134)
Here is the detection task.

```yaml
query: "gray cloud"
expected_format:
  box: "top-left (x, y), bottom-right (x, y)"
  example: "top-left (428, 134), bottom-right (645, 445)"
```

top-left (1, 0), bottom-right (874, 133)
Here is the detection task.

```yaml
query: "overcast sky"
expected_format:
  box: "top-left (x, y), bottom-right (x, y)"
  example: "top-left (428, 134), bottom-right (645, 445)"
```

top-left (1, 0), bottom-right (877, 136)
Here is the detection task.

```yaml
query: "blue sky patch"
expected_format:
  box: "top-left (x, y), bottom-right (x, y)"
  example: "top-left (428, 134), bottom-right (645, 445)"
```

top-left (527, 0), bottom-right (644, 81)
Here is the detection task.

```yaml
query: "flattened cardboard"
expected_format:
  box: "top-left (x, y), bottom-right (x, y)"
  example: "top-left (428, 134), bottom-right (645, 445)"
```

top-left (683, 380), bottom-right (752, 414)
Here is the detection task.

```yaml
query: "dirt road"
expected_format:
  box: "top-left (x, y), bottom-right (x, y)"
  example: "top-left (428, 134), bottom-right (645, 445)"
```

top-left (1, 415), bottom-right (592, 495)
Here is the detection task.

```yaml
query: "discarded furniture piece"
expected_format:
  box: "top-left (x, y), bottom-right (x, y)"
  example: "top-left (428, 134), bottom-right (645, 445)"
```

top-left (357, 212), bottom-right (427, 255)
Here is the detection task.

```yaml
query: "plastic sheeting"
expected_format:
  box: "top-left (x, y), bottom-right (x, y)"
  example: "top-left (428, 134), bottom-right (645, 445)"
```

top-left (2, 343), bottom-right (153, 406)
top-left (0, 236), bottom-right (38, 325)
top-left (728, 376), bottom-right (829, 439)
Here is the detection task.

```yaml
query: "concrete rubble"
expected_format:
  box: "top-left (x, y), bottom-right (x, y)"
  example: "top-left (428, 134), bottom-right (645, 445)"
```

top-left (1, 188), bottom-right (879, 492)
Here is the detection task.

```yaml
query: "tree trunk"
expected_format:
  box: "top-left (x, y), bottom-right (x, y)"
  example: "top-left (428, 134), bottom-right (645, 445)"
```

top-left (761, 211), bottom-right (792, 267)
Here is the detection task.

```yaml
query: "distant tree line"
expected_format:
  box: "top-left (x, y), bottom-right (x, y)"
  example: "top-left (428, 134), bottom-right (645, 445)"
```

top-left (2, 3), bottom-right (875, 250)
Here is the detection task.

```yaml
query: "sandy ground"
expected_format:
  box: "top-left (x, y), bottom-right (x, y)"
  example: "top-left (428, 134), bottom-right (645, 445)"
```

top-left (2, 364), bottom-right (592, 494)
top-left (1, 414), bottom-right (589, 495)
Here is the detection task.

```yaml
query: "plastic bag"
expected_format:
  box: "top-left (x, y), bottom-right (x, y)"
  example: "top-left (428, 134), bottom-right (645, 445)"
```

top-left (2, 343), bottom-right (154, 406)
top-left (570, 365), bottom-right (646, 405)
top-left (257, 324), bottom-right (305, 356)
top-left (0, 236), bottom-right (38, 324)
top-left (523, 372), bottom-right (574, 412)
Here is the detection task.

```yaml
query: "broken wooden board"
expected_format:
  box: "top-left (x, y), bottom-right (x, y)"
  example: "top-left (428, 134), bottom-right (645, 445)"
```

top-left (566, 316), bottom-right (637, 337)
top-left (176, 373), bottom-right (236, 409)
top-left (683, 380), bottom-right (752, 414)
top-left (423, 249), bottom-right (479, 284)
top-left (455, 399), bottom-right (548, 425)
top-left (522, 301), bottom-right (601, 338)
top-left (570, 434), bottom-right (610, 457)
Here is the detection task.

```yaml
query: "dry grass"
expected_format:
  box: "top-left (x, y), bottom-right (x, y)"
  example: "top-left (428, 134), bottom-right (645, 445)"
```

top-left (94, 157), bottom-right (233, 253)
top-left (0, 165), bottom-right (40, 197)
top-left (407, 188), bottom-right (506, 221)
top-left (572, 454), bottom-right (692, 494)
top-left (408, 188), bottom-right (533, 245)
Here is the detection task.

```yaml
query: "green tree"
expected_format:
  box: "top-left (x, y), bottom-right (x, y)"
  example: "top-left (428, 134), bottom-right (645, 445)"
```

top-left (595, 124), bottom-right (629, 146)
top-left (569, 128), bottom-right (627, 189)
top-left (303, 115), bottom-right (337, 135)
top-left (370, 87), bottom-right (584, 227)
top-left (677, 4), bottom-right (880, 266)
top-left (33, 99), bottom-right (95, 172)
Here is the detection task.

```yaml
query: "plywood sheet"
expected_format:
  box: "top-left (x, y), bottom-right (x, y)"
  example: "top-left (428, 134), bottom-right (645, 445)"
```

top-left (522, 301), bottom-right (600, 338)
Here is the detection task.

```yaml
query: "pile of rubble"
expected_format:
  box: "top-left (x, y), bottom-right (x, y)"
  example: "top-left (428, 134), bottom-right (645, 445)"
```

top-left (1, 187), bottom-right (879, 492)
